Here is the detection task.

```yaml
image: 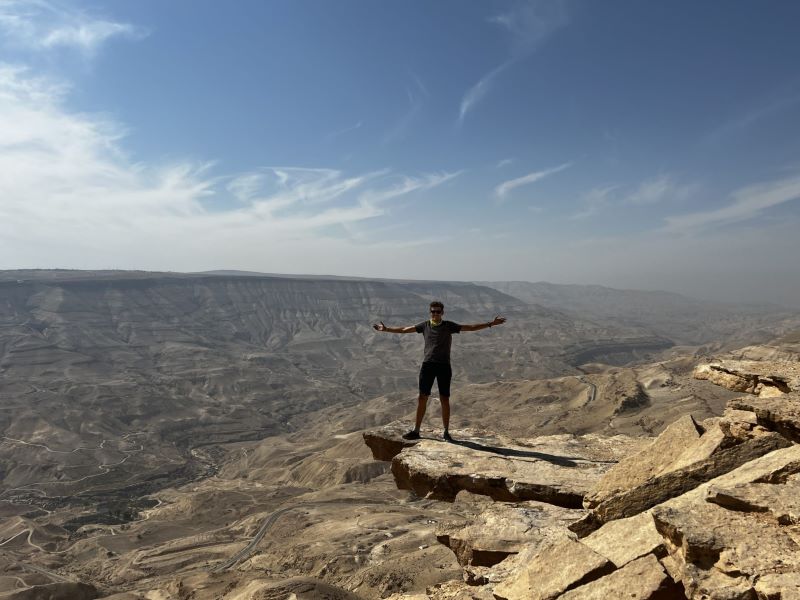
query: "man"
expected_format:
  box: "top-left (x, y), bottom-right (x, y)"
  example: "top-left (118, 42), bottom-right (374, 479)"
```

top-left (373, 301), bottom-right (506, 442)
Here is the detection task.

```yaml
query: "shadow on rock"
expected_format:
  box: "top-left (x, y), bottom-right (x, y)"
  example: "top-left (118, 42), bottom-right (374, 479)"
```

top-left (452, 439), bottom-right (580, 467)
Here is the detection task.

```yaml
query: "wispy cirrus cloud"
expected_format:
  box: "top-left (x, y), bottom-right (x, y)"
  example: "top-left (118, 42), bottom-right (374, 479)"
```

top-left (664, 175), bottom-right (800, 233)
top-left (360, 171), bottom-right (462, 205)
top-left (0, 0), bottom-right (144, 55)
top-left (494, 161), bottom-right (571, 201)
top-left (384, 71), bottom-right (429, 144)
top-left (570, 185), bottom-right (618, 219)
top-left (570, 175), bottom-right (695, 219)
top-left (323, 121), bottom-right (363, 144)
top-left (458, 0), bottom-right (568, 124)
top-left (0, 67), bottom-right (461, 270)
top-left (702, 91), bottom-right (800, 146)
top-left (459, 62), bottom-right (511, 124)
top-left (488, 0), bottom-right (569, 55)
top-left (624, 175), bottom-right (695, 205)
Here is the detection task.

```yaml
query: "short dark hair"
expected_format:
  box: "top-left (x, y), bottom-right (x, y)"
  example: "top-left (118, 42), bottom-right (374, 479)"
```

top-left (430, 300), bottom-right (444, 311)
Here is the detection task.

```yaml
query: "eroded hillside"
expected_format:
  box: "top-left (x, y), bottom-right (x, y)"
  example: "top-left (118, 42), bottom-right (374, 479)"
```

top-left (0, 272), bottom-right (668, 511)
top-left (1, 271), bottom-right (798, 599)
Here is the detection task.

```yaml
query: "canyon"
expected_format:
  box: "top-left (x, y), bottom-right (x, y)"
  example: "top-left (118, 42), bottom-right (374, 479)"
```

top-left (1, 270), bottom-right (798, 599)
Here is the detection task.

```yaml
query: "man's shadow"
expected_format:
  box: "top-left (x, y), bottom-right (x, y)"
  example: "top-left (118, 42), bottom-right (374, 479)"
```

top-left (449, 438), bottom-right (586, 468)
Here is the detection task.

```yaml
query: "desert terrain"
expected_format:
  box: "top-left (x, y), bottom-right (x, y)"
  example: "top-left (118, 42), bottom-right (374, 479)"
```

top-left (1, 270), bottom-right (799, 599)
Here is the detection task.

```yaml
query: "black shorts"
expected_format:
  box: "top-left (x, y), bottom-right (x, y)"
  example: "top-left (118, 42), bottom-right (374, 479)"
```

top-left (419, 361), bottom-right (452, 397)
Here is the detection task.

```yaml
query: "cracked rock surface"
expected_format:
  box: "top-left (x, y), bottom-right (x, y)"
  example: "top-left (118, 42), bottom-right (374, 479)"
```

top-left (693, 360), bottom-right (800, 396)
top-left (492, 537), bottom-right (615, 600)
top-left (364, 347), bottom-right (800, 600)
top-left (557, 554), bottom-right (681, 600)
top-left (434, 491), bottom-right (585, 568)
top-left (582, 411), bottom-right (790, 526)
top-left (386, 430), bottom-right (647, 505)
top-left (729, 393), bottom-right (800, 443)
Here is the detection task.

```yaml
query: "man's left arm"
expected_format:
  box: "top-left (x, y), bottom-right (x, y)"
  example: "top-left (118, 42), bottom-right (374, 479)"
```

top-left (459, 315), bottom-right (506, 332)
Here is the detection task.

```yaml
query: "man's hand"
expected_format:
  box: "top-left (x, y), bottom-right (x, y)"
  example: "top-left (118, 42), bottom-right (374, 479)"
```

top-left (491, 315), bottom-right (507, 327)
top-left (373, 321), bottom-right (387, 332)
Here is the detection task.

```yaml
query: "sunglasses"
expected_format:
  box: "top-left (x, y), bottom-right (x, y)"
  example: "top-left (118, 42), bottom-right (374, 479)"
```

top-left (430, 309), bottom-right (443, 314)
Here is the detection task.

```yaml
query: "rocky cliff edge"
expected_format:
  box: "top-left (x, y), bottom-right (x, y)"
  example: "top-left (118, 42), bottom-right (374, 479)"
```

top-left (363, 357), bottom-right (800, 599)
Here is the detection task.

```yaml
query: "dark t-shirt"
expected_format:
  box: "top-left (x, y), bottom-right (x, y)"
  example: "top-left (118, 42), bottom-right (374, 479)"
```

top-left (415, 320), bottom-right (462, 364)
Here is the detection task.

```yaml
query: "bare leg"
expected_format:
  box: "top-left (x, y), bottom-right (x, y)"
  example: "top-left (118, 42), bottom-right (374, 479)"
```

top-left (440, 396), bottom-right (450, 431)
top-left (414, 394), bottom-right (429, 431)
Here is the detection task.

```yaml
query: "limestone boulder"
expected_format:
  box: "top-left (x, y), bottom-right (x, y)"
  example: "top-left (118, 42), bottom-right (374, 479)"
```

top-left (493, 447), bottom-right (800, 599)
top-left (533, 512), bottom-right (678, 597)
top-left (584, 415), bottom-right (701, 507)
top-left (459, 534), bottom-right (572, 588)
top-left (581, 412), bottom-right (790, 527)
top-left (580, 511), bottom-right (666, 568)
top-left (648, 444), bottom-right (800, 600)
top-left (557, 554), bottom-right (683, 600)
top-left (681, 443), bottom-right (800, 493)
top-left (389, 431), bottom-right (648, 506)
top-left (693, 360), bottom-right (800, 396)
top-left (435, 491), bottom-right (585, 567)
top-left (728, 343), bottom-right (800, 362)
top-left (492, 538), bottom-right (615, 600)
top-left (729, 393), bottom-right (800, 443)
top-left (652, 499), bottom-right (800, 599)
top-left (705, 474), bottom-right (800, 524)
top-left (754, 573), bottom-right (800, 600)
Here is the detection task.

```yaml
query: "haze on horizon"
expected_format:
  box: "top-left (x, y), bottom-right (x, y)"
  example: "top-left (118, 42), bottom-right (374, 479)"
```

top-left (1, 1), bottom-right (799, 307)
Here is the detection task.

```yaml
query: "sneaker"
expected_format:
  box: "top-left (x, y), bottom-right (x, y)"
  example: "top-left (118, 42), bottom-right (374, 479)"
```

top-left (402, 430), bottom-right (421, 440)
top-left (443, 431), bottom-right (454, 443)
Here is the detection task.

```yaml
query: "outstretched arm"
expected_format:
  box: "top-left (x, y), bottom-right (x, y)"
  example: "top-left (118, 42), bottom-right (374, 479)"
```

top-left (460, 315), bottom-right (507, 332)
top-left (373, 322), bottom-right (417, 334)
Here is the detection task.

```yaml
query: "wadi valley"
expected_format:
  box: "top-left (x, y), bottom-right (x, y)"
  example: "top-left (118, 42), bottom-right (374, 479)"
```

top-left (1, 271), bottom-right (799, 599)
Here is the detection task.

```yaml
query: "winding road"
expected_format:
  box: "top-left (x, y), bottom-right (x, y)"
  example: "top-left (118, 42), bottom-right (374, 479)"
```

top-left (210, 506), bottom-right (299, 573)
top-left (0, 432), bottom-right (146, 501)
top-left (209, 494), bottom-right (397, 573)
top-left (577, 376), bottom-right (597, 406)
top-left (17, 562), bottom-right (71, 584)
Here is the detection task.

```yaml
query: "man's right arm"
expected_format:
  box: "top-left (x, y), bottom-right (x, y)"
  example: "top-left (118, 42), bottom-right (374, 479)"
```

top-left (373, 322), bottom-right (417, 334)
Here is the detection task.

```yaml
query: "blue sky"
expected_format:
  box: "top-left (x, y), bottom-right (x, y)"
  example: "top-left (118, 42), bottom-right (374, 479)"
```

top-left (2, 0), bottom-right (800, 305)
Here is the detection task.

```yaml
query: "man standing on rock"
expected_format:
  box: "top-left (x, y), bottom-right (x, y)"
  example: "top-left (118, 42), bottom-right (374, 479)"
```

top-left (373, 301), bottom-right (506, 442)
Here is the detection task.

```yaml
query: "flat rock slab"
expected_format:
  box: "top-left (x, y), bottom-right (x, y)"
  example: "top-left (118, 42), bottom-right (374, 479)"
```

top-left (652, 499), bottom-right (800, 599)
top-left (730, 393), bottom-right (800, 443)
top-left (679, 443), bottom-right (800, 495)
top-left (649, 444), bottom-right (800, 600)
top-left (496, 442), bottom-right (800, 600)
top-left (585, 415), bottom-right (702, 508)
top-left (706, 474), bottom-right (800, 525)
top-left (363, 422), bottom-right (426, 461)
top-left (754, 573), bottom-right (800, 600)
top-left (492, 537), bottom-right (615, 600)
top-left (557, 554), bottom-right (683, 600)
top-left (390, 431), bottom-right (648, 506)
top-left (435, 491), bottom-right (585, 567)
top-left (582, 412), bottom-right (790, 527)
top-left (694, 360), bottom-right (800, 396)
top-left (581, 511), bottom-right (666, 568)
